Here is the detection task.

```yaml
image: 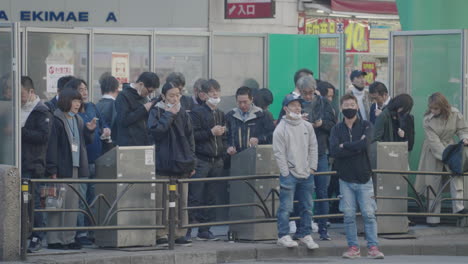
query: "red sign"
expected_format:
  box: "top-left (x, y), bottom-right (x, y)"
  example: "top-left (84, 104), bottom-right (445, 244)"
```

top-left (362, 62), bottom-right (376, 85)
top-left (331, 0), bottom-right (398, 15)
top-left (225, 0), bottom-right (274, 19)
top-left (303, 18), bottom-right (370, 53)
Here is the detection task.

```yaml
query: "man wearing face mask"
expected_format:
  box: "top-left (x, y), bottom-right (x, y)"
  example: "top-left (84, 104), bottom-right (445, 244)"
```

top-left (329, 94), bottom-right (384, 259)
top-left (21, 76), bottom-right (54, 252)
top-left (189, 79), bottom-right (227, 241)
top-left (115, 72), bottom-right (160, 146)
top-left (347, 70), bottom-right (372, 121)
top-left (273, 94), bottom-right (319, 250)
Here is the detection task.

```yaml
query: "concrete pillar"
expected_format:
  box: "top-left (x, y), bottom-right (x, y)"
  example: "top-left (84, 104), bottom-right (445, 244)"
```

top-left (0, 165), bottom-right (21, 261)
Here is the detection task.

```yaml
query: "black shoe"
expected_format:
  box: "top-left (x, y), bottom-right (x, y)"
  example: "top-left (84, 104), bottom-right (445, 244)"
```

top-left (27, 237), bottom-right (42, 253)
top-left (175, 236), bottom-right (192, 247)
top-left (47, 243), bottom-right (66, 250)
top-left (156, 238), bottom-right (169, 247)
top-left (76, 236), bottom-right (93, 246)
top-left (428, 223), bottom-right (439, 227)
top-left (66, 242), bottom-right (82, 250)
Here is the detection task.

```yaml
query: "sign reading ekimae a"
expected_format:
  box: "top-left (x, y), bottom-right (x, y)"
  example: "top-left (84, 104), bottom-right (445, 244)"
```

top-left (0, 10), bottom-right (118, 23)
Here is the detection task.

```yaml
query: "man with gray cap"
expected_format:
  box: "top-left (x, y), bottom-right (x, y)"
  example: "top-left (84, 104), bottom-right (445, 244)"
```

top-left (273, 94), bottom-right (319, 250)
top-left (347, 70), bottom-right (372, 121)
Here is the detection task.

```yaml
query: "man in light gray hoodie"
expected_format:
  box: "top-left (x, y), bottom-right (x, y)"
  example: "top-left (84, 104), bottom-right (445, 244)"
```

top-left (273, 94), bottom-right (319, 249)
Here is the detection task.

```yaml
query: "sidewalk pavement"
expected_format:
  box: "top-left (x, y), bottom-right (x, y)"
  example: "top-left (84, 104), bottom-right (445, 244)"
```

top-left (17, 224), bottom-right (468, 264)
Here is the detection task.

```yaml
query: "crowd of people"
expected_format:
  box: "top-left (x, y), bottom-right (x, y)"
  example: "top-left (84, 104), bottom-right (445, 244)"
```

top-left (18, 68), bottom-right (468, 259)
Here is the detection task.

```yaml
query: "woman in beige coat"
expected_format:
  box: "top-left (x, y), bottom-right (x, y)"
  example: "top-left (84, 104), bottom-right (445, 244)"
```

top-left (415, 92), bottom-right (468, 226)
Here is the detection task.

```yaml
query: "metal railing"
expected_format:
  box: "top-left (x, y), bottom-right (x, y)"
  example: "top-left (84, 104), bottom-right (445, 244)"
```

top-left (21, 170), bottom-right (468, 260)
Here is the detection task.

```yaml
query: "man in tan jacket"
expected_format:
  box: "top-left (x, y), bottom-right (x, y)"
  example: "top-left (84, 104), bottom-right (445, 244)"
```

top-left (273, 94), bottom-right (318, 250)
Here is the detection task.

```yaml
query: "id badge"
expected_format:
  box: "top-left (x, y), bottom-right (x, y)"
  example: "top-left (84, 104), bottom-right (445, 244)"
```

top-left (71, 143), bottom-right (79, 152)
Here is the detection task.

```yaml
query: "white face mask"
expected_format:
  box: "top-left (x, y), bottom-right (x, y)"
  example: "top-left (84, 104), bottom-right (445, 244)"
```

top-left (288, 112), bottom-right (302, 120)
top-left (208, 97), bottom-right (221, 106)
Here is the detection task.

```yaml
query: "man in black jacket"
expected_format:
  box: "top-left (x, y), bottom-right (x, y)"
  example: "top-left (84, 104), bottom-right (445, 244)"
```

top-left (189, 79), bottom-right (227, 241)
top-left (297, 75), bottom-right (336, 241)
top-left (329, 94), bottom-right (384, 259)
top-left (20, 76), bottom-right (53, 252)
top-left (45, 75), bottom-right (75, 112)
top-left (225, 86), bottom-right (274, 155)
top-left (96, 75), bottom-right (119, 152)
top-left (114, 72), bottom-right (159, 146)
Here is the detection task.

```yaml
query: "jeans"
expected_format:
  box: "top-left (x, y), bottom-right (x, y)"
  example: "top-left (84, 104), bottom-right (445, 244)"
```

top-left (77, 164), bottom-right (96, 238)
top-left (277, 174), bottom-right (314, 238)
top-left (314, 154), bottom-right (330, 237)
top-left (339, 179), bottom-right (378, 248)
top-left (23, 171), bottom-right (46, 241)
top-left (188, 158), bottom-right (224, 233)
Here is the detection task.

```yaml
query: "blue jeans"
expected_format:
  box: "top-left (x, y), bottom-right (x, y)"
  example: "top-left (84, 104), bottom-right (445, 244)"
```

top-left (277, 174), bottom-right (314, 238)
top-left (77, 164), bottom-right (96, 237)
top-left (339, 179), bottom-right (378, 248)
top-left (23, 171), bottom-right (46, 241)
top-left (314, 154), bottom-right (330, 237)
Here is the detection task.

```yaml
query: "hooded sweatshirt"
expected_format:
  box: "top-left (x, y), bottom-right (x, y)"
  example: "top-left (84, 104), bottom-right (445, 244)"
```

top-left (273, 116), bottom-right (318, 178)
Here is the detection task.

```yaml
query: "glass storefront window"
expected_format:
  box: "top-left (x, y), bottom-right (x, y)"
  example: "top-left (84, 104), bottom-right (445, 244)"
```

top-left (0, 27), bottom-right (15, 165)
top-left (212, 35), bottom-right (265, 112)
top-left (155, 35), bottom-right (209, 96)
top-left (93, 34), bottom-right (151, 102)
top-left (27, 32), bottom-right (88, 101)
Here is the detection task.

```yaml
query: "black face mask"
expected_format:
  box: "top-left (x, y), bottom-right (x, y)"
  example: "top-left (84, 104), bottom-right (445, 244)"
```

top-left (342, 108), bottom-right (358, 119)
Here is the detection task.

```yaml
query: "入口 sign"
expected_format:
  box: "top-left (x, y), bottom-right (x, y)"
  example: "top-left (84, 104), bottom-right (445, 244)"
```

top-left (225, 0), bottom-right (274, 19)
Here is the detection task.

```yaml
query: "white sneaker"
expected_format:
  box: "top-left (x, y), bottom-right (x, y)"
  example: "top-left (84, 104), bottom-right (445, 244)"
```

top-left (312, 221), bottom-right (319, 233)
top-left (289, 221), bottom-right (297, 234)
top-left (277, 235), bottom-right (299, 248)
top-left (299, 235), bottom-right (319, 249)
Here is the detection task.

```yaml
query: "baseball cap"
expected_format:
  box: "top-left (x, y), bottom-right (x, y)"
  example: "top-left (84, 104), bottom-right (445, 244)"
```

top-left (282, 94), bottom-right (304, 107)
top-left (350, 70), bottom-right (367, 81)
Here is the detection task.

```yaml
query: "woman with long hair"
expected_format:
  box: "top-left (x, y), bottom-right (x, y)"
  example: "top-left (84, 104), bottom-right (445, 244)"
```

top-left (372, 93), bottom-right (415, 151)
top-left (415, 92), bottom-right (468, 226)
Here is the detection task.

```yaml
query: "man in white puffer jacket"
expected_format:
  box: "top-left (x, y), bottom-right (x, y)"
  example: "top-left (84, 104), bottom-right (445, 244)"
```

top-left (273, 94), bottom-right (319, 250)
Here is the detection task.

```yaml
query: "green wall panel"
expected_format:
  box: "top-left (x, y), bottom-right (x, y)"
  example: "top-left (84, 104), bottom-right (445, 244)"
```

top-left (397, 0), bottom-right (468, 31)
top-left (268, 34), bottom-right (319, 118)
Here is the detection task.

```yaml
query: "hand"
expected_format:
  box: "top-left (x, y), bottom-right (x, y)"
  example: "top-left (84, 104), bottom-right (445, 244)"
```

top-left (102, 128), bottom-right (111, 137)
top-left (166, 103), bottom-right (180, 114)
top-left (463, 138), bottom-right (468, 146)
top-left (86, 118), bottom-right (97, 130)
top-left (144, 102), bottom-right (153, 111)
top-left (398, 128), bottom-right (405, 138)
top-left (249, 137), bottom-right (259, 147)
top-left (189, 170), bottom-right (196, 178)
top-left (211, 125), bottom-right (224, 136)
top-left (375, 108), bottom-right (382, 117)
top-left (313, 119), bottom-right (322, 128)
top-left (50, 174), bottom-right (57, 179)
top-left (310, 169), bottom-right (316, 174)
top-left (339, 144), bottom-right (344, 148)
top-left (227, 146), bottom-right (237, 155)
top-left (361, 134), bottom-right (366, 140)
